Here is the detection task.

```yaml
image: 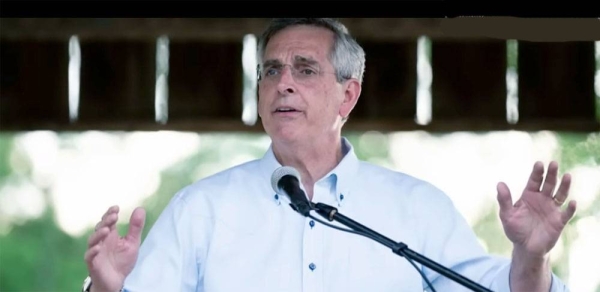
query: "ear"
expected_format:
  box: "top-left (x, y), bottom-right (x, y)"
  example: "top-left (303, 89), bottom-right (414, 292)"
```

top-left (339, 79), bottom-right (361, 119)
top-left (257, 83), bottom-right (264, 119)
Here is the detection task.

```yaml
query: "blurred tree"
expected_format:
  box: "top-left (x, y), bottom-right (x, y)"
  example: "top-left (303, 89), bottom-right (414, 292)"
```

top-left (0, 207), bottom-right (89, 291)
top-left (557, 132), bottom-right (600, 171)
top-left (0, 136), bottom-right (12, 179)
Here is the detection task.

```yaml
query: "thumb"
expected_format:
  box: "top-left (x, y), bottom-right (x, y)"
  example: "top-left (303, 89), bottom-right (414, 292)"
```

top-left (126, 207), bottom-right (146, 244)
top-left (496, 182), bottom-right (513, 215)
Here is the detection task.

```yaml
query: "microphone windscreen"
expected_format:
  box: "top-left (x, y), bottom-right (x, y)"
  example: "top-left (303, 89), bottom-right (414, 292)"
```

top-left (271, 166), bottom-right (301, 194)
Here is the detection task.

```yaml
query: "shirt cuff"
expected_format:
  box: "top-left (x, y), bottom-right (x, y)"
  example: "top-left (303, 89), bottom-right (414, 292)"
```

top-left (493, 263), bottom-right (570, 292)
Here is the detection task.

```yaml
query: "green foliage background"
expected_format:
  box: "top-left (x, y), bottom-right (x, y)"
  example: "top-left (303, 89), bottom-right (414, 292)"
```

top-left (0, 131), bottom-right (598, 292)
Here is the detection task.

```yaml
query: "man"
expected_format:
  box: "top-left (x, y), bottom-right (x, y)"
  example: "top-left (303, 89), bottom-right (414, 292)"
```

top-left (83, 18), bottom-right (576, 292)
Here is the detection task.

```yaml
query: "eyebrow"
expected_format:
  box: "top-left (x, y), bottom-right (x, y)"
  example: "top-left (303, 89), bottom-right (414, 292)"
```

top-left (262, 55), bottom-right (320, 67)
top-left (294, 56), bottom-right (319, 66)
top-left (262, 59), bottom-right (282, 68)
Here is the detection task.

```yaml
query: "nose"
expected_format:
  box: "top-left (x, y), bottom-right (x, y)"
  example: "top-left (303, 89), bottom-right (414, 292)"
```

top-left (276, 66), bottom-right (296, 95)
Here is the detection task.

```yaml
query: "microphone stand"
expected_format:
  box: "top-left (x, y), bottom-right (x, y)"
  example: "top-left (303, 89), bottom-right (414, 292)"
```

top-left (313, 202), bottom-right (493, 292)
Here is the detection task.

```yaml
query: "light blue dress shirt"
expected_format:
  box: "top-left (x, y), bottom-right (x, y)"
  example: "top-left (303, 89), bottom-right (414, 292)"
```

top-left (123, 137), bottom-right (570, 291)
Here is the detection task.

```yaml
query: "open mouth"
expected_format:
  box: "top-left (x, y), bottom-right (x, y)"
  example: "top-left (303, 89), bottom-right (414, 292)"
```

top-left (275, 107), bottom-right (300, 113)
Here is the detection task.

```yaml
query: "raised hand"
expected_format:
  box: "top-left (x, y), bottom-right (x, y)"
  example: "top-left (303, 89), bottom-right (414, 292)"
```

top-left (84, 206), bottom-right (146, 292)
top-left (496, 161), bottom-right (577, 257)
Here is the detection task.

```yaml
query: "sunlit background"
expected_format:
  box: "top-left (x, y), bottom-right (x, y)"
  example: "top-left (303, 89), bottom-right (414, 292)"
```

top-left (0, 130), bottom-right (598, 291)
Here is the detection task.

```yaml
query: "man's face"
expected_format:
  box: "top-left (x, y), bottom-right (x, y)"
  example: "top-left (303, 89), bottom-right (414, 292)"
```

top-left (257, 25), bottom-right (357, 144)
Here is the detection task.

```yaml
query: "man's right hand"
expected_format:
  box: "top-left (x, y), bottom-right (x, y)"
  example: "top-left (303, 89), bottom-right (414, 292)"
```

top-left (84, 206), bottom-right (146, 292)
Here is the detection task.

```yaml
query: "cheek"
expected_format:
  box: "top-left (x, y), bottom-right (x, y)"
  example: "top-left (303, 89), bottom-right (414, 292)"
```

top-left (257, 90), bottom-right (269, 116)
top-left (320, 88), bottom-right (344, 113)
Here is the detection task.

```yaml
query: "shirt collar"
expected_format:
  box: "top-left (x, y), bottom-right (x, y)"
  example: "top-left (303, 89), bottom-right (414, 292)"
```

top-left (259, 137), bottom-right (360, 207)
top-left (318, 137), bottom-right (359, 206)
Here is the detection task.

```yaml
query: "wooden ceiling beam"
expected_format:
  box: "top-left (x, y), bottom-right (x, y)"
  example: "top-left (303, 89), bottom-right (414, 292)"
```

top-left (2, 18), bottom-right (599, 42)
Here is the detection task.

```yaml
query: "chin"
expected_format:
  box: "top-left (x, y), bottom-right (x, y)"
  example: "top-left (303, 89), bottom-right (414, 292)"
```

top-left (268, 125), bottom-right (302, 144)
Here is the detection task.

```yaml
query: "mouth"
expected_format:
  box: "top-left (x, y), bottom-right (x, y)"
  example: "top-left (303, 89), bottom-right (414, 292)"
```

top-left (274, 107), bottom-right (301, 114)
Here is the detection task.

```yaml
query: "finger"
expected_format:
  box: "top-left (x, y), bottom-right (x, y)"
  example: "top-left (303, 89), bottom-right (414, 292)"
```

top-left (84, 244), bottom-right (101, 265)
top-left (561, 200), bottom-right (577, 225)
top-left (540, 161), bottom-right (559, 197)
top-left (126, 207), bottom-right (146, 244)
top-left (88, 226), bottom-right (110, 248)
top-left (553, 173), bottom-right (572, 204)
top-left (108, 211), bottom-right (119, 232)
top-left (496, 182), bottom-right (514, 215)
top-left (524, 161), bottom-right (545, 192)
top-left (95, 212), bottom-right (118, 233)
top-left (101, 205), bottom-right (119, 221)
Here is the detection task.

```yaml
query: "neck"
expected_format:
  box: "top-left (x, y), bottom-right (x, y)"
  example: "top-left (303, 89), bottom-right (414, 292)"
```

top-left (272, 134), bottom-right (343, 201)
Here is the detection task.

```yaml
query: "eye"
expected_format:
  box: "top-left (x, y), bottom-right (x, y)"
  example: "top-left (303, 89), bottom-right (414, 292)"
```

top-left (296, 65), bottom-right (318, 76)
top-left (264, 67), bottom-right (280, 77)
top-left (299, 68), bottom-right (317, 75)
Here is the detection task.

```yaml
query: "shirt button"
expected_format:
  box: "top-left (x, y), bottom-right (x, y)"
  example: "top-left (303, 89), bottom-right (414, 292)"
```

top-left (309, 263), bottom-right (316, 271)
top-left (309, 220), bottom-right (315, 228)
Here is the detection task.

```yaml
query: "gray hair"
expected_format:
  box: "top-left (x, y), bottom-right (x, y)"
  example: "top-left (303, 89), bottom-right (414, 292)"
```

top-left (257, 18), bottom-right (366, 84)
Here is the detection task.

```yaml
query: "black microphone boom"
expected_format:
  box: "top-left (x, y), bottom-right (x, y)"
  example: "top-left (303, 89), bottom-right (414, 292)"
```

top-left (314, 203), bottom-right (493, 292)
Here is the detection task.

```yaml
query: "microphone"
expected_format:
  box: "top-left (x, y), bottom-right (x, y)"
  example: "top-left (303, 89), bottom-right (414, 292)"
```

top-left (271, 166), bottom-right (313, 216)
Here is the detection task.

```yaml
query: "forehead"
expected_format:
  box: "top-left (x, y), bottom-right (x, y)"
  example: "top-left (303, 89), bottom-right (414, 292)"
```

top-left (263, 25), bottom-right (334, 64)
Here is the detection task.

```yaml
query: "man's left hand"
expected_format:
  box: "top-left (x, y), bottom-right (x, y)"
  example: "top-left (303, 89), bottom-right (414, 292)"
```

top-left (497, 161), bottom-right (577, 258)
